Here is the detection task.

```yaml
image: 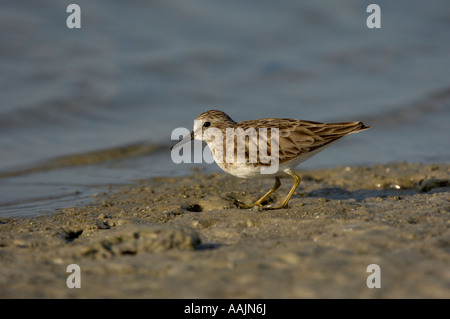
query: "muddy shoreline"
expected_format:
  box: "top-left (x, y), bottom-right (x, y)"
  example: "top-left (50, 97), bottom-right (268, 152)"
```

top-left (0, 162), bottom-right (449, 298)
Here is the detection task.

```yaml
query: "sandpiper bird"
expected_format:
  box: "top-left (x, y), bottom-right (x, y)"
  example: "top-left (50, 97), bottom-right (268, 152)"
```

top-left (172, 110), bottom-right (370, 209)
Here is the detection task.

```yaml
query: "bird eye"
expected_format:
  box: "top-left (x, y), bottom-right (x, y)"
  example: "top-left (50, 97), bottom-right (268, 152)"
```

top-left (203, 121), bottom-right (211, 127)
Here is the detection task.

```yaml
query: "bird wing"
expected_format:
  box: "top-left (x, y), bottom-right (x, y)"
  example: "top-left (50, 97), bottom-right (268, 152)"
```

top-left (238, 119), bottom-right (369, 165)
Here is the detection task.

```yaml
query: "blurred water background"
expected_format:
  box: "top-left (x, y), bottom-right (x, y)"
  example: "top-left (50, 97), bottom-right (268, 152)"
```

top-left (1, 0), bottom-right (449, 217)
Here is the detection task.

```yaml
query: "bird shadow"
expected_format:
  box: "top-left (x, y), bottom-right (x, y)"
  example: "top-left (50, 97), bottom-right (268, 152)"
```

top-left (303, 186), bottom-right (449, 202)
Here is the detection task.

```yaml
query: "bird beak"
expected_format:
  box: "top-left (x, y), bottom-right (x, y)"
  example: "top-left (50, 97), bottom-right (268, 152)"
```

top-left (170, 130), bottom-right (194, 150)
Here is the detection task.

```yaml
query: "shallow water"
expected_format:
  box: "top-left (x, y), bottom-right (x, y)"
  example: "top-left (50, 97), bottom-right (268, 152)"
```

top-left (1, 0), bottom-right (449, 217)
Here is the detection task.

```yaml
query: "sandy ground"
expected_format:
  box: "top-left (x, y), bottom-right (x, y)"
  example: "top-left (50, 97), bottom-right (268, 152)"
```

top-left (0, 162), bottom-right (449, 298)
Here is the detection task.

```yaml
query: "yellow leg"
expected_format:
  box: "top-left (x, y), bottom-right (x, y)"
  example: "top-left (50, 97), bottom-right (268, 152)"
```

top-left (237, 176), bottom-right (281, 208)
top-left (265, 169), bottom-right (301, 209)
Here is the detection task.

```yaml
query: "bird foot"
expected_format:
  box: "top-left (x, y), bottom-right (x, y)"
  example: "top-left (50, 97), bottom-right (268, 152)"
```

top-left (235, 200), bottom-right (264, 209)
top-left (226, 195), bottom-right (281, 209)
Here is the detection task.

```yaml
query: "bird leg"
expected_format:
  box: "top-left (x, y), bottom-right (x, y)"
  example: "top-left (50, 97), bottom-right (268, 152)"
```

top-left (236, 176), bottom-right (281, 208)
top-left (264, 169), bottom-right (301, 209)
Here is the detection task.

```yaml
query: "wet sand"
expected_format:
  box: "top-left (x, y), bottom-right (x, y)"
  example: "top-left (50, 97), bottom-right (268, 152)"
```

top-left (0, 162), bottom-right (449, 298)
